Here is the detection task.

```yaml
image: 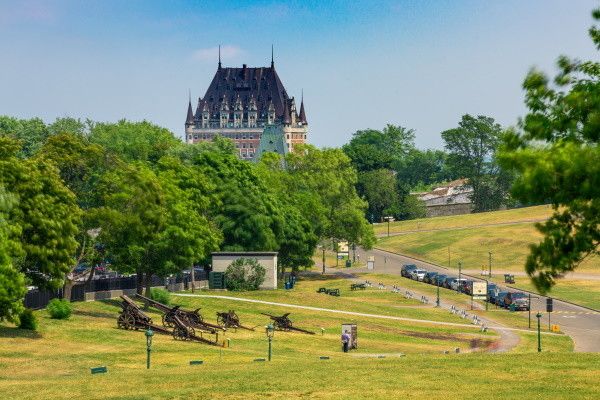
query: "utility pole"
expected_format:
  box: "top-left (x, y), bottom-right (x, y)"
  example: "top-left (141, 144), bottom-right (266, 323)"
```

top-left (488, 251), bottom-right (492, 278)
top-left (322, 246), bottom-right (326, 275)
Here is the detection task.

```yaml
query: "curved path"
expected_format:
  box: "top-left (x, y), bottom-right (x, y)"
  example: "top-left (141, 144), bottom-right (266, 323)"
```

top-left (356, 247), bottom-right (600, 352)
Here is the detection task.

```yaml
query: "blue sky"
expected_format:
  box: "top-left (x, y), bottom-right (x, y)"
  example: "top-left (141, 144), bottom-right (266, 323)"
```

top-left (0, 0), bottom-right (598, 148)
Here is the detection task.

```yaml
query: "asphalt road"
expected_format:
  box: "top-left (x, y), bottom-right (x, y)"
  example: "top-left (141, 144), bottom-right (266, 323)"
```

top-left (353, 247), bottom-right (600, 352)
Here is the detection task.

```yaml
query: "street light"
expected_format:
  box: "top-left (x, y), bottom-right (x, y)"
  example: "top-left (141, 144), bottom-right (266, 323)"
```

top-left (536, 313), bottom-right (542, 352)
top-left (145, 328), bottom-right (154, 369)
top-left (488, 251), bottom-right (492, 278)
top-left (265, 323), bottom-right (275, 361)
top-left (383, 216), bottom-right (394, 237)
top-left (436, 280), bottom-right (440, 307)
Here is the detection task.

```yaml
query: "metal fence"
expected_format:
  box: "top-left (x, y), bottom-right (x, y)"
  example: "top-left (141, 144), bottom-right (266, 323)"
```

top-left (23, 271), bottom-right (207, 310)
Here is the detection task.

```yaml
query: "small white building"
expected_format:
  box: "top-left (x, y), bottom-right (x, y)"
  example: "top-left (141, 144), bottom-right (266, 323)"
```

top-left (211, 252), bottom-right (278, 290)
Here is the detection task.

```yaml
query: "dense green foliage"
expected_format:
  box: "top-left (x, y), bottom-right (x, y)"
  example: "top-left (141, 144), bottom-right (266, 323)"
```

top-left (442, 115), bottom-right (513, 212)
top-left (17, 308), bottom-right (37, 330)
top-left (224, 258), bottom-right (266, 291)
top-left (149, 288), bottom-right (171, 306)
top-left (499, 8), bottom-right (600, 292)
top-left (46, 298), bottom-right (73, 320)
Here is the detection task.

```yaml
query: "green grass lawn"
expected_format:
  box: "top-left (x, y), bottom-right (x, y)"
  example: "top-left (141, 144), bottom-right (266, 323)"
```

top-left (375, 207), bottom-right (600, 309)
top-left (0, 274), bottom-right (590, 399)
top-left (373, 204), bottom-right (553, 235)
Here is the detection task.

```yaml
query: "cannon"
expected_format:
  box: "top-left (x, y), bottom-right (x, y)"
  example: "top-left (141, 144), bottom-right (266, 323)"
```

top-left (169, 314), bottom-right (222, 346)
top-left (216, 310), bottom-right (255, 331)
top-left (135, 293), bottom-right (223, 333)
top-left (260, 312), bottom-right (315, 335)
top-left (116, 295), bottom-right (171, 335)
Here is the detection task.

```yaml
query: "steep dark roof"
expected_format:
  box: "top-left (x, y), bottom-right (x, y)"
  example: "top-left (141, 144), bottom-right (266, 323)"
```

top-left (186, 100), bottom-right (194, 124)
top-left (299, 99), bottom-right (307, 124)
top-left (196, 64), bottom-right (293, 120)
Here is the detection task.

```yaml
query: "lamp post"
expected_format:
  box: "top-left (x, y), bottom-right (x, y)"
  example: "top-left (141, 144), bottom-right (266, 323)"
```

top-left (436, 281), bottom-right (440, 307)
top-left (383, 216), bottom-right (394, 237)
top-left (319, 245), bottom-right (326, 275)
top-left (145, 328), bottom-right (154, 369)
top-left (458, 262), bottom-right (462, 293)
top-left (536, 313), bottom-right (542, 352)
top-left (488, 251), bottom-right (492, 278)
top-left (265, 323), bottom-right (274, 361)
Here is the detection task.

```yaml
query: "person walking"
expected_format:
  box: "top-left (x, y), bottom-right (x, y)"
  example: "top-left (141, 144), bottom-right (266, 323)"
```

top-left (341, 331), bottom-right (351, 353)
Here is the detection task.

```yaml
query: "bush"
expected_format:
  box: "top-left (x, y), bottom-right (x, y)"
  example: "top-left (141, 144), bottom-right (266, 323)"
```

top-left (47, 298), bottom-right (72, 319)
top-left (225, 258), bottom-right (266, 291)
top-left (150, 288), bottom-right (171, 305)
top-left (18, 308), bottom-right (37, 330)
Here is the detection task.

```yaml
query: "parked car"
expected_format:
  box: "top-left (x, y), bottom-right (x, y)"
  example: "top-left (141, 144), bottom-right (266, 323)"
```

top-left (450, 278), bottom-right (468, 291)
top-left (502, 292), bottom-right (530, 311)
top-left (423, 271), bottom-right (438, 284)
top-left (443, 276), bottom-right (456, 289)
top-left (486, 284), bottom-right (499, 302)
top-left (410, 269), bottom-right (427, 281)
top-left (461, 280), bottom-right (474, 295)
top-left (401, 264), bottom-right (418, 278)
top-left (495, 292), bottom-right (510, 307)
top-left (435, 274), bottom-right (447, 286)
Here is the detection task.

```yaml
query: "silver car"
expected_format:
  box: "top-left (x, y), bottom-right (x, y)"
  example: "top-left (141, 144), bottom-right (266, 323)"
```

top-left (410, 269), bottom-right (427, 281)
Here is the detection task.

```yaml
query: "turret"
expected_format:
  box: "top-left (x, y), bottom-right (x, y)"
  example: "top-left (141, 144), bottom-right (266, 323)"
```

top-left (186, 97), bottom-right (194, 126)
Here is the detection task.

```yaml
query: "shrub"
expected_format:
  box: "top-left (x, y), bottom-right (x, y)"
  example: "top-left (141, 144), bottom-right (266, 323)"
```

top-left (150, 288), bottom-right (171, 305)
top-left (225, 258), bottom-right (266, 291)
top-left (47, 298), bottom-right (72, 319)
top-left (18, 308), bottom-right (37, 330)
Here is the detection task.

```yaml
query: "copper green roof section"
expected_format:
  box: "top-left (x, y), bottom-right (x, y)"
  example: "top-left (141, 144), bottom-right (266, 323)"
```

top-left (254, 124), bottom-right (288, 162)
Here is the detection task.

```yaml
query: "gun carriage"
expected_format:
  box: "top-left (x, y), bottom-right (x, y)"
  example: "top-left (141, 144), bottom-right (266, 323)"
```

top-left (260, 312), bottom-right (315, 335)
top-left (216, 310), bottom-right (255, 331)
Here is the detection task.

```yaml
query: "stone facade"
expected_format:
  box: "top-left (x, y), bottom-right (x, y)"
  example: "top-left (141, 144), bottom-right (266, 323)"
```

top-left (185, 52), bottom-right (307, 160)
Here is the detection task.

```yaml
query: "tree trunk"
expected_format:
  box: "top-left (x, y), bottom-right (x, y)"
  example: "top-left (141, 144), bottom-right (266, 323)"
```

top-left (63, 279), bottom-right (74, 301)
top-left (190, 264), bottom-right (195, 293)
top-left (136, 269), bottom-right (143, 295)
top-left (143, 272), bottom-right (152, 310)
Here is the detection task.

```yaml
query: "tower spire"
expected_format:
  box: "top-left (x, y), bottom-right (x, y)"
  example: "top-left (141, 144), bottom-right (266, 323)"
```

top-left (218, 44), bottom-right (222, 69)
top-left (271, 44), bottom-right (274, 68)
top-left (186, 91), bottom-right (194, 125)
top-left (299, 89), bottom-right (307, 124)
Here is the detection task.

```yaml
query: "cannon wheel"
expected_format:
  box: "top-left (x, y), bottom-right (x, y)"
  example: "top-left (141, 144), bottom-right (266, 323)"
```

top-left (118, 312), bottom-right (135, 330)
top-left (172, 326), bottom-right (188, 341)
top-left (162, 314), bottom-right (174, 328)
top-left (216, 313), bottom-right (227, 328)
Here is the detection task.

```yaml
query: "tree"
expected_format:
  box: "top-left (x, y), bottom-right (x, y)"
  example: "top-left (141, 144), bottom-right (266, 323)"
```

top-left (0, 137), bottom-right (80, 289)
top-left (395, 149), bottom-right (458, 188)
top-left (441, 115), bottom-right (512, 212)
top-left (0, 116), bottom-right (50, 157)
top-left (498, 8), bottom-right (600, 292)
top-left (90, 120), bottom-right (183, 165)
top-left (0, 187), bottom-right (26, 323)
top-left (342, 125), bottom-right (415, 172)
top-left (224, 258), bottom-right (266, 291)
top-left (286, 145), bottom-right (375, 249)
top-left (357, 169), bottom-right (400, 222)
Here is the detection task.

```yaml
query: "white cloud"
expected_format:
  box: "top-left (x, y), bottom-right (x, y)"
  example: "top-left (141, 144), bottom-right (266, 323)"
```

top-left (192, 45), bottom-right (244, 62)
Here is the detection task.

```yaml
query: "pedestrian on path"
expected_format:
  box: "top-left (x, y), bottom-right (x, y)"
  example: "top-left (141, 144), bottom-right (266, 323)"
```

top-left (341, 331), bottom-right (351, 353)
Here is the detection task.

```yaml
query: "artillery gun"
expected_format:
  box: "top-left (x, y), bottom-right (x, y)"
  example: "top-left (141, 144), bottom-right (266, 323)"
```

top-left (216, 310), bottom-right (255, 331)
top-left (260, 312), bottom-right (315, 335)
top-left (135, 293), bottom-right (223, 333)
top-left (116, 295), bottom-right (171, 335)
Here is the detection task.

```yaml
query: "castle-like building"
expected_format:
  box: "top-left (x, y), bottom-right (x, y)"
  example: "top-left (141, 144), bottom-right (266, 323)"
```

top-left (185, 51), bottom-right (307, 160)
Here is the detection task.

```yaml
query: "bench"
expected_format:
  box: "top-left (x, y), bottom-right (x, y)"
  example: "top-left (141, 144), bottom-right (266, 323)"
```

top-left (504, 274), bottom-right (515, 284)
top-left (350, 283), bottom-right (366, 291)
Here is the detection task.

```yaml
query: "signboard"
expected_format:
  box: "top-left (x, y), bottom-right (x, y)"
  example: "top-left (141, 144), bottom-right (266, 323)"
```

top-left (337, 241), bottom-right (349, 254)
top-left (472, 281), bottom-right (487, 300)
top-left (550, 324), bottom-right (560, 333)
top-left (367, 261), bottom-right (374, 270)
top-left (546, 298), bottom-right (553, 312)
top-left (341, 323), bottom-right (358, 349)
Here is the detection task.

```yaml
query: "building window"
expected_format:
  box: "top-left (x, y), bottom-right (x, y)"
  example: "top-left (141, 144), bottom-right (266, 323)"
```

top-left (242, 143), bottom-right (246, 148)
top-left (193, 135), bottom-right (198, 140)
top-left (249, 135), bottom-right (253, 139)
top-left (242, 134), bottom-right (247, 140)
top-left (249, 143), bottom-right (253, 149)
top-left (286, 134), bottom-right (290, 140)
top-left (188, 135), bottom-right (192, 140)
